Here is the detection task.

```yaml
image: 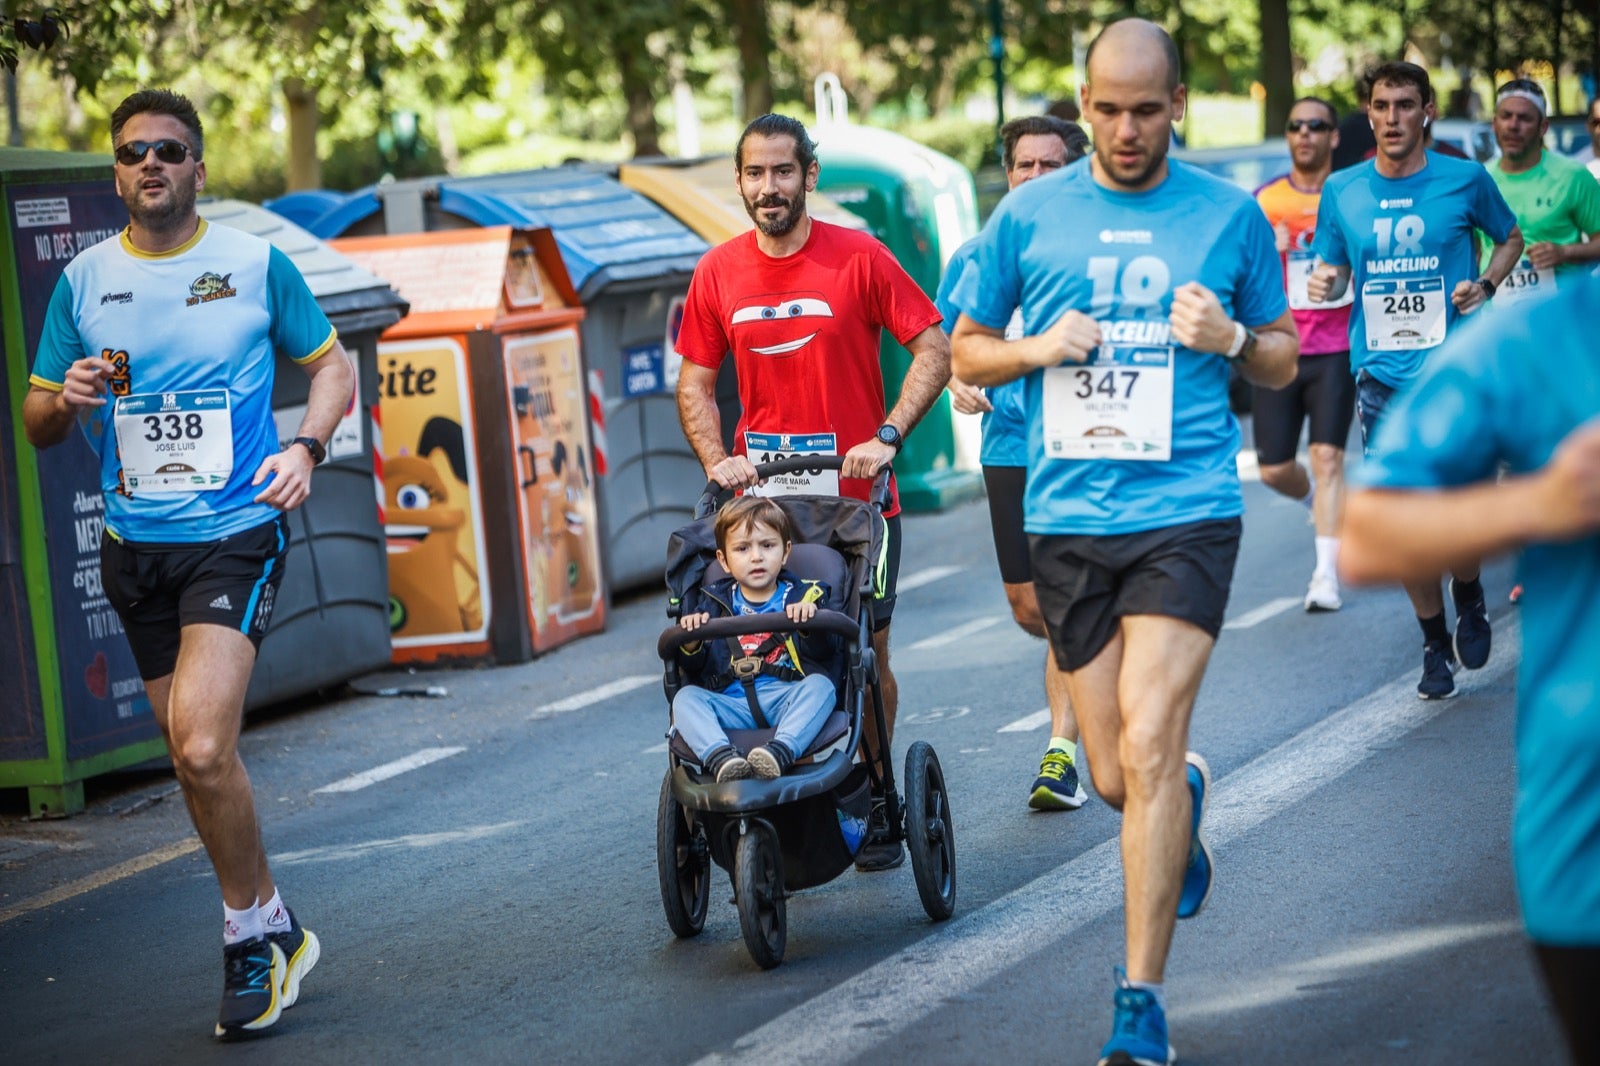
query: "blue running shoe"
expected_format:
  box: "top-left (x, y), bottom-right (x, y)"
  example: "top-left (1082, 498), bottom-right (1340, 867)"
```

top-left (1097, 967), bottom-right (1176, 1066)
top-left (1177, 752), bottom-right (1212, 920)
top-left (1418, 641), bottom-right (1458, 701)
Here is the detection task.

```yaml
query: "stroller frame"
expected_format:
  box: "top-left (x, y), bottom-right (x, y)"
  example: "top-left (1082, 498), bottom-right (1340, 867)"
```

top-left (655, 456), bottom-right (956, 968)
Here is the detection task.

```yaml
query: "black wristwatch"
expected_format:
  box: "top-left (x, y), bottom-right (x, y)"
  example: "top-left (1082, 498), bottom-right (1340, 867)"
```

top-left (1476, 276), bottom-right (1497, 299)
top-left (291, 436), bottom-right (327, 465)
top-left (875, 423), bottom-right (904, 453)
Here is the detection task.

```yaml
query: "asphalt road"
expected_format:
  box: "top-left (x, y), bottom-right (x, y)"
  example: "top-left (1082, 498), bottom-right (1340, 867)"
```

top-left (0, 456), bottom-right (1565, 1064)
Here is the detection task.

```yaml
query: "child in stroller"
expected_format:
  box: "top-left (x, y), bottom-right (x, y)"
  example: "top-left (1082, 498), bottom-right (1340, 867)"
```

top-left (671, 496), bottom-right (839, 782)
top-left (656, 457), bottom-right (956, 969)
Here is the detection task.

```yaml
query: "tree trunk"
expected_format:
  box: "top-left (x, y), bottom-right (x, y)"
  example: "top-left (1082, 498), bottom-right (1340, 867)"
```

top-left (617, 46), bottom-right (662, 158)
top-left (729, 0), bottom-right (774, 122)
top-left (1259, 0), bottom-right (1294, 137)
top-left (283, 78), bottom-right (321, 192)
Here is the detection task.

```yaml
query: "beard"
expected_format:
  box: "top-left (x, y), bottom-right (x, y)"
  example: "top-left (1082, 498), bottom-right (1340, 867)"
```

top-left (122, 173), bottom-right (196, 232)
top-left (744, 187), bottom-right (806, 237)
top-left (1093, 137), bottom-right (1168, 191)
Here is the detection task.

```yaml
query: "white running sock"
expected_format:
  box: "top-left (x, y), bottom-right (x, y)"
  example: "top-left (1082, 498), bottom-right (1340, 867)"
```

top-left (258, 889), bottom-right (291, 934)
top-left (1300, 483), bottom-right (1316, 511)
top-left (1128, 979), bottom-right (1167, 1012)
top-left (224, 900), bottom-right (264, 945)
top-left (1314, 536), bottom-right (1340, 578)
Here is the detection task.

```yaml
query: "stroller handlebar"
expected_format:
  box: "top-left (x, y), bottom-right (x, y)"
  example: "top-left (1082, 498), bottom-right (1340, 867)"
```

top-left (657, 608), bottom-right (862, 660)
top-left (695, 455), bottom-right (891, 519)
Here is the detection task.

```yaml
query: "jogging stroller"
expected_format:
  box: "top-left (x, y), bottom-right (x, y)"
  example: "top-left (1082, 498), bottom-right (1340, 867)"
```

top-left (655, 456), bottom-right (957, 968)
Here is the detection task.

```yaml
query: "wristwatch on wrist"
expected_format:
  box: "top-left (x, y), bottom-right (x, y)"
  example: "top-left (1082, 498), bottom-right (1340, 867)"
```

top-left (1224, 322), bottom-right (1259, 364)
top-left (875, 423), bottom-right (904, 453)
top-left (1476, 276), bottom-right (1497, 299)
top-left (291, 436), bottom-right (327, 465)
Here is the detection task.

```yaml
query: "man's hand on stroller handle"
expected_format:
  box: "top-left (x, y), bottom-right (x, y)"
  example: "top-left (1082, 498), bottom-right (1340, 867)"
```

top-left (707, 454), bottom-right (762, 490)
top-left (841, 439), bottom-right (895, 480)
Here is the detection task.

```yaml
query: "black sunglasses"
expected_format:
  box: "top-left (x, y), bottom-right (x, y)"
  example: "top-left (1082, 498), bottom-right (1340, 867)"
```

top-left (1285, 119), bottom-right (1334, 134)
top-left (114, 139), bottom-right (193, 166)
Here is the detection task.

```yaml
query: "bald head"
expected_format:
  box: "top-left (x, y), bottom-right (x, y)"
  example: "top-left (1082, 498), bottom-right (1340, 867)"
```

top-left (1085, 18), bottom-right (1181, 93)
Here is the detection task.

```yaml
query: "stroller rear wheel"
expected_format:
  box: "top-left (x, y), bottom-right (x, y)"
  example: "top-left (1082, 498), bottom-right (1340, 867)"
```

top-left (905, 741), bottom-right (957, 921)
top-left (657, 771), bottom-right (709, 937)
top-left (734, 821), bottom-right (786, 969)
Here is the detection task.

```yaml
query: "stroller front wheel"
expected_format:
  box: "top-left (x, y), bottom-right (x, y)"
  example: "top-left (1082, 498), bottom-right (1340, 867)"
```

top-left (735, 821), bottom-right (787, 969)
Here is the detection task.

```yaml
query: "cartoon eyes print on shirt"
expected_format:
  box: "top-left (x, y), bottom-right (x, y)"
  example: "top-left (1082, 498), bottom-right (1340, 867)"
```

top-left (728, 293), bottom-right (836, 356)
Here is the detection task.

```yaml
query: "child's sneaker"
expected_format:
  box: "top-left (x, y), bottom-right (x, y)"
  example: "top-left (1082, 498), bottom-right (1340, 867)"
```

top-left (705, 746), bottom-right (751, 782)
top-left (747, 740), bottom-right (794, 780)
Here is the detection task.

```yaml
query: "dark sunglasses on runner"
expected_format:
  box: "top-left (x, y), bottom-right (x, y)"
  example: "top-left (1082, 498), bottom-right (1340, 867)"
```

top-left (114, 139), bottom-right (193, 166)
top-left (1285, 119), bottom-right (1334, 134)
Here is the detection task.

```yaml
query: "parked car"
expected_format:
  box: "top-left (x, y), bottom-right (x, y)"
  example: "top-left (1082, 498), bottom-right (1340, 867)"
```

top-left (1428, 119), bottom-right (1498, 163)
top-left (1545, 115), bottom-right (1593, 158)
top-left (1171, 138), bottom-right (1288, 191)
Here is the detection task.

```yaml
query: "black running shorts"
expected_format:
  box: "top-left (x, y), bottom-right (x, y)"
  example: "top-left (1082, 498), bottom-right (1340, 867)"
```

top-left (982, 465), bottom-right (1031, 585)
top-left (1253, 350), bottom-right (1356, 466)
top-left (871, 513), bottom-right (903, 632)
top-left (1029, 517), bottom-right (1242, 671)
top-left (102, 515), bottom-right (290, 680)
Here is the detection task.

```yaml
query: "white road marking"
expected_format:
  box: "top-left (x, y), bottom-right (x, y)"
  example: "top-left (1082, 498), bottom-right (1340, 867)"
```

top-left (642, 741), bottom-right (670, 754)
top-left (1222, 596), bottom-right (1302, 630)
top-left (904, 616), bottom-right (1003, 652)
top-left (897, 565), bottom-right (964, 593)
top-left (692, 618), bottom-right (1520, 1066)
top-left (312, 747), bottom-right (466, 794)
top-left (997, 708), bottom-right (1051, 733)
top-left (530, 674), bottom-right (657, 718)
top-left (271, 822), bottom-right (523, 866)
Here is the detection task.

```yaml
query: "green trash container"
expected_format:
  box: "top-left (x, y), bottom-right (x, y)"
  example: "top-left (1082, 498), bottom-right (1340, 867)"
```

top-left (811, 121), bottom-right (984, 511)
top-left (0, 149), bottom-right (162, 816)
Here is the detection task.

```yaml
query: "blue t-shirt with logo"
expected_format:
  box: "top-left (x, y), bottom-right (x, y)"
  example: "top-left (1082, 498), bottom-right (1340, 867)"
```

top-left (1311, 154), bottom-right (1516, 389)
top-left (724, 581), bottom-right (798, 695)
top-left (30, 220), bottom-right (337, 542)
top-left (1360, 274), bottom-right (1600, 944)
top-left (955, 161), bottom-right (1285, 535)
top-left (936, 236), bottom-right (1028, 467)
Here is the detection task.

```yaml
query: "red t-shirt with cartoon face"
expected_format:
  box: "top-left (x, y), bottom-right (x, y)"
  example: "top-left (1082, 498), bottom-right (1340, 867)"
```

top-left (675, 220), bottom-right (942, 515)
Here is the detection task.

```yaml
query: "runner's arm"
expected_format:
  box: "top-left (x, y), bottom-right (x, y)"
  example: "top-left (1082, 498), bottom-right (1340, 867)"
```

top-left (22, 356), bottom-right (115, 449)
top-left (951, 311), bottom-right (1100, 387)
top-left (1344, 418), bottom-right (1600, 582)
top-left (884, 324), bottom-right (952, 435)
top-left (1168, 283), bottom-right (1297, 389)
top-left (677, 359), bottom-right (759, 489)
top-left (1527, 234), bottom-right (1600, 270)
top-left (1306, 262), bottom-right (1351, 304)
top-left (1480, 224), bottom-right (1525, 287)
top-left (253, 341), bottom-right (355, 511)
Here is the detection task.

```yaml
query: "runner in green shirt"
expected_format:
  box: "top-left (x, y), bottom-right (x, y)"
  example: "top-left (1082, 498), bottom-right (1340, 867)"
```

top-left (1485, 78), bottom-right (1600, 304)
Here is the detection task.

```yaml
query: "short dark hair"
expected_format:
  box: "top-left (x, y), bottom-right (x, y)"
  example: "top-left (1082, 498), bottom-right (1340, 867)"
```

top-left (111, 89), bottom-right (204, 160)
top-left (1369, 61), bottom-right (1433, 107)
top-left (736, 114), bottom-right (817, 171)
top-left (1045, 97), bottom-right (1080, 123)
top-left (1291, 96), bottom-right (1339, 125)
top-left (714, 496), bottom-right (794, 555)
top-left (1001, 115), bottom-right (1090, 170)
top-left (1085, 19), bottom-right (1182, 93)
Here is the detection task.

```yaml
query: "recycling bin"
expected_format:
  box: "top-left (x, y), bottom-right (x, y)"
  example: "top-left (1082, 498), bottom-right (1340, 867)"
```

top-left (269, 168), bottom-right (724, 593)
top-left (811, 123), bottom-right (984, 511)
top-left (332, 225), bottom-right (605, 665)
top-left (616, 156), bottom-right (871, 244)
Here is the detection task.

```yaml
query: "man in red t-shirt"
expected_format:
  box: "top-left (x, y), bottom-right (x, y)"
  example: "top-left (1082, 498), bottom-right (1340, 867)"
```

top-left (675, 113), bottom-right (950, 872)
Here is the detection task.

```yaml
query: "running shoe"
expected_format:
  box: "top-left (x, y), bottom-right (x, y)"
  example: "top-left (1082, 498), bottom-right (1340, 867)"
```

top-left (1452, 579), bottom-right (1492, 670)
top-left (1177, 752), bottom-right (1213, 920)
top-left (1028, 747), bottom-right (1088, 810)
top-left (1304, 571), bottom-right (1342, 612)
top-left (1418, 641), bottom-right (1458, 700)
top-left (854, 789), bottom-right (905, 871)
top-left (1097, 967), bottom-right (1176, 1066)
top-left (214, 937), bottom-right (285, 1039)
top-left (265, 908), bottom-right (320, 1009)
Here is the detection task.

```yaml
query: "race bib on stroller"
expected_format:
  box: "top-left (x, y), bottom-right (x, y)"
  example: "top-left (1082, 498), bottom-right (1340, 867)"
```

top-left (744, 431), bottom-right (839, 496)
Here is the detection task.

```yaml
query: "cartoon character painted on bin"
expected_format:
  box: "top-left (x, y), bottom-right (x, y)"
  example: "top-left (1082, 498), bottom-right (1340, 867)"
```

top-left (385, 416), bottom-right (482, 636)
top-left (547, 440), bottom-right (597, 611)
